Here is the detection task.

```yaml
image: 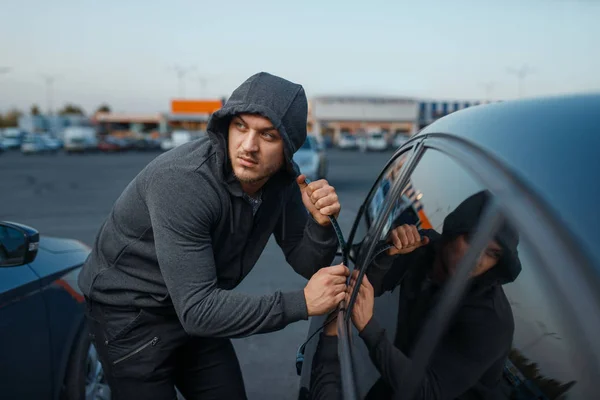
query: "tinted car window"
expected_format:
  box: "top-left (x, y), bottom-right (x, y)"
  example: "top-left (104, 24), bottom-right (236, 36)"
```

top-left (350, 149), bottom-right (505, 399)
top-left (502, 239), bottom-right (595, 398)
top-left (349, 151), bottom-right (411, 266)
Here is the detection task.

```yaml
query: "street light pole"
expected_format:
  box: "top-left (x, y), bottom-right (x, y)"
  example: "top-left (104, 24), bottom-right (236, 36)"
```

top-left (170, 65), bottom-right (196, 98)
top-left (480, 82), bottom-right (495, 103)
top-left (507, 66), bottom-right (535, 98)
top-left (41, 74), bottom-right (59, 115)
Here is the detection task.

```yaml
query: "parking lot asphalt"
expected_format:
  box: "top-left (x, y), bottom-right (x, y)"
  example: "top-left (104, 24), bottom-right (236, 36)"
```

top-left (0, 147), bottom-right (393, 399)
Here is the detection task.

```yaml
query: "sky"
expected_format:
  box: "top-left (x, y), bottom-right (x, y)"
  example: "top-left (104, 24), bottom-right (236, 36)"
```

top-left (1, 0), bottom-right (599, 114)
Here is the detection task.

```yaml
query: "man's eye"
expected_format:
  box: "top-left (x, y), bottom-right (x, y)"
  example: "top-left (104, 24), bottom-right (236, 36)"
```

top-left (262, 132), bottom-right (274, 139)
top-left (236, 122), bottom-right (246, 130)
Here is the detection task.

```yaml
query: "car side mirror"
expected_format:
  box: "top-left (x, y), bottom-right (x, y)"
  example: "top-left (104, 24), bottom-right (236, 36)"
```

top-left (0, 222), bottom-right (40, 267)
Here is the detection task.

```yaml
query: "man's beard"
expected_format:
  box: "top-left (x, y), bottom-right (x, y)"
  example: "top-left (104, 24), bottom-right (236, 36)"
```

top-left (231, 152), bottom-right (282, 184)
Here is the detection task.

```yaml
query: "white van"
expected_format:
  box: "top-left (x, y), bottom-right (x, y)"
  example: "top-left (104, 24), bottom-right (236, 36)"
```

top-left (63, 127), bottom-right (98, 154)
top-left (366, 132), bottom-right (388, 151)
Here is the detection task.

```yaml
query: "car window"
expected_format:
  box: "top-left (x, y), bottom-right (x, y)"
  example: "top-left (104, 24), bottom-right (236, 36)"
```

top-left (501, 239), bottom-right (595, 398)
top-left (347, 150), bottom-right (412, 266)
top-left (349, 149), bottom-right (502, 398)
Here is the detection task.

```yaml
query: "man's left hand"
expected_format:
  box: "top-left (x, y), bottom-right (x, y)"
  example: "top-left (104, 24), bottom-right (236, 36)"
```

top-left (346, 270), bottom-right (374, 333)
top-left (297, 175), bottom-right (341, 226)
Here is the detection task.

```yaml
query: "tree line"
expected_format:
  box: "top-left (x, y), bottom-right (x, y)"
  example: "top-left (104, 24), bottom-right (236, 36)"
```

top-left (0, 104), bottom-right (112, 127)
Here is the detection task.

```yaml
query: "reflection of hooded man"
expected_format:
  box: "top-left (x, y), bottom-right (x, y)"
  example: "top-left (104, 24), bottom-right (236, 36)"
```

top-left (310, 191), bottom-right (522, 400)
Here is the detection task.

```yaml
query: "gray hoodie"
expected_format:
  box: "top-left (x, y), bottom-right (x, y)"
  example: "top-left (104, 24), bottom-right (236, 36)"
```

top-left (78, 72), bottom-right (338, 338)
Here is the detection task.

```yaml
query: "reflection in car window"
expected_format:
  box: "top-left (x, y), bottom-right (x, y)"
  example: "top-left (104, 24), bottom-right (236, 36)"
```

top-left (350, 150), bottom-right (521, 399)
top-left (350, 151), bottom-right (411, 265)
top-left (502, 240), bottom-right (592, 398)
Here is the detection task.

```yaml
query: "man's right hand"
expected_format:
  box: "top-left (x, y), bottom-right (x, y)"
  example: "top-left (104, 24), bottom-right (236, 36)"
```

top-left (387, 224), bottom-right (430, 256)
top-left (304, 264), bottom-right (350, 316)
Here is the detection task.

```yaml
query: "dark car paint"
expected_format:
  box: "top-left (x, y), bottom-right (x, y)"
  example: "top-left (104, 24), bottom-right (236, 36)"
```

top-left (298, 94), bottom-right (600, 399)
top-left (414, 94), bottom-right (600, 266)
top-left (0, 234), bottom-right (90, 400)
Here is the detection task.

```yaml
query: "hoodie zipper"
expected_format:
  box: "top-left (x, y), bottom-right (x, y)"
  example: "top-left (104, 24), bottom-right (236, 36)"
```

top-left (112, 336), bottom-right (159, 365)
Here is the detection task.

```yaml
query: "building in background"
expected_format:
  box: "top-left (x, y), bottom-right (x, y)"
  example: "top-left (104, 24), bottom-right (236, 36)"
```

top-left (418, 99), bottom-right (490, 129)
top-left (93, 113), bottom-right (163, 138)
top-left (166, 99), bottom-right (223, 133)
top-left (18, 114), bottom-right (91, 138)
top-left (309, 96), bottom-right (419, 145)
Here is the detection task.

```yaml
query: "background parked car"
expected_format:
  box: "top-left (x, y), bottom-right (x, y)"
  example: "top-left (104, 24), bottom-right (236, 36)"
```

top-left (64, 127), bottom-right (99, 154)
top-left (41, 133), bottom-right (63, 151)
top-left (338, 133), bottom-right (358, 150)
top-left (298, 94), bottom-right (600, 400)
top-left (1, 127), bottom-right (26, 150)
top-left (293, 135), bottom-right (328, 181)
top-left (365, 132), bottom-right (388, 151)
top-left (21, 133), bottom-right (58, 155)
top-left (98, 137), bottom-right (128, 153)
top-left (0, 221), bottom-right (110, 400)
top-left (161, 130), bottom-right (193, 151)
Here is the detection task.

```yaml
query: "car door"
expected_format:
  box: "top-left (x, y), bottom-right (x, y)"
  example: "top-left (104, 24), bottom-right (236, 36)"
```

top-left (340, 137), bottom-right (600, 399)
top-left (0, 229), bottom-right (53, 399)
top-left (297, 142), bottom-right (419, 399)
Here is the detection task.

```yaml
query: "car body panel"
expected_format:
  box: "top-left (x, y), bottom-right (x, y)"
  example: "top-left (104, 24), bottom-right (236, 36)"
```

top-left (417, 94), bottom-right (600, 265)
top-left (0, 264), bottom-right (54, 398)
top-left (0, 230), bottom-right (91, 400)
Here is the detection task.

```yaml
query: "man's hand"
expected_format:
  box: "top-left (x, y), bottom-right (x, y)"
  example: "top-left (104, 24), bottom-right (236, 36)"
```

top-left (387, 224), bottom-right (430, 256)
top-left (304, 264), bottom-right (349, 316)
top-left (346, 270), bottom-right (375, 332)
top-left (297, 175), bottom-right (341, 226)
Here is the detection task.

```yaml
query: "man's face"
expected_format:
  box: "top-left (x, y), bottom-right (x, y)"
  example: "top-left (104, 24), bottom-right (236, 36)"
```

top-left (442, 235), bottom-right (503, 279)
top-left (228, 114), bottom-right (285, 187)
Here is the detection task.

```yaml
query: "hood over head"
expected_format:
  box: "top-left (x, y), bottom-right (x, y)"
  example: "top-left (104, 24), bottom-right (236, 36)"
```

top-left (442, 190), bottom-right (522, 286)
top-left (207, 72), bottom-right (308, 179)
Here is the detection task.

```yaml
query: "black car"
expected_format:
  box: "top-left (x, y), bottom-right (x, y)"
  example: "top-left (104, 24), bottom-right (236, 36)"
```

top-left (298, 94), bottom-right (600, 399)
top-left (0, 221), bottom-right (110, 399)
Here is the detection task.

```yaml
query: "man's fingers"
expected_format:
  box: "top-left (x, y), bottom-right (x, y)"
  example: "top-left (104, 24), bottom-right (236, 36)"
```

top-left (318, 205), bottom-right (340, 217)
top-left (391, 229), bottom-right (403, 250)
top-left (296, 174), bottom-right (308, 189)
top-left (310, 186), bottom-right (335, 203)
top-left (326, 264), bottom-right (350, 276)
top-left (335, 292), bottom-right (346, 303)
top-left (330, 275), bottom-right (347, 285)
top-left (398, 226), bottom-right (410, 247)
top-left (314, 192), bottom-right (338, 210)
top-left (306, 179), bottom-right (329, 196)
top-left (332, 283), bottom-right (347, 293)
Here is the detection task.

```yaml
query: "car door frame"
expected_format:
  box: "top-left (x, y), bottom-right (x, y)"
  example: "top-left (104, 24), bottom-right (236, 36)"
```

top-left (341, 131), bottom-right (600, 399)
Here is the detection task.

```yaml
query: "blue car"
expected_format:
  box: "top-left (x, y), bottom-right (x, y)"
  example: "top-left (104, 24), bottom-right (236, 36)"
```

top-left (0, 221), bottom-right (110, 400)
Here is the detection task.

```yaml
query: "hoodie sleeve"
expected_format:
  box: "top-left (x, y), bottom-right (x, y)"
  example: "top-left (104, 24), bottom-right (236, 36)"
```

top-left (146, 167), bottom-right (308, 338)
top-left (274, 184), bottom-right (339, 280)
top-left (358, 315), bottom-right (510, 399)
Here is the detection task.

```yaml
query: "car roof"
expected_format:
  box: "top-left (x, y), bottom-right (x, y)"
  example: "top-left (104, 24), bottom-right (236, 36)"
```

top-left (417, 93), bottom-right (600, 265)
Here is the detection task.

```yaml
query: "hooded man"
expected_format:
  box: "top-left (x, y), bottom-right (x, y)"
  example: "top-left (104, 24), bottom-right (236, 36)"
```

top-left (78, 72), bottom-right (349, 400)
top-left (310, 191), bottom-right (521, 400)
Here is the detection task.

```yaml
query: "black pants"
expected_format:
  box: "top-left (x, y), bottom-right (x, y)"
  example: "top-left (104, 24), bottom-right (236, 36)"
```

top-left (85, 298), bottom-right (247, 400)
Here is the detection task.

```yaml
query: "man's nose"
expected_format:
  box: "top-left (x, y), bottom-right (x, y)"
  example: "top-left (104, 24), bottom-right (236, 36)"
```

top-left (242, 132), bottom-right (259, 152)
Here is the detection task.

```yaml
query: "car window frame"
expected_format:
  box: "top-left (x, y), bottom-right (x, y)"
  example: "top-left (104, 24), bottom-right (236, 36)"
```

top-left (345, 138), bottom-right (424, 264)
top-left (341, 131), bottom-right (600, 399)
